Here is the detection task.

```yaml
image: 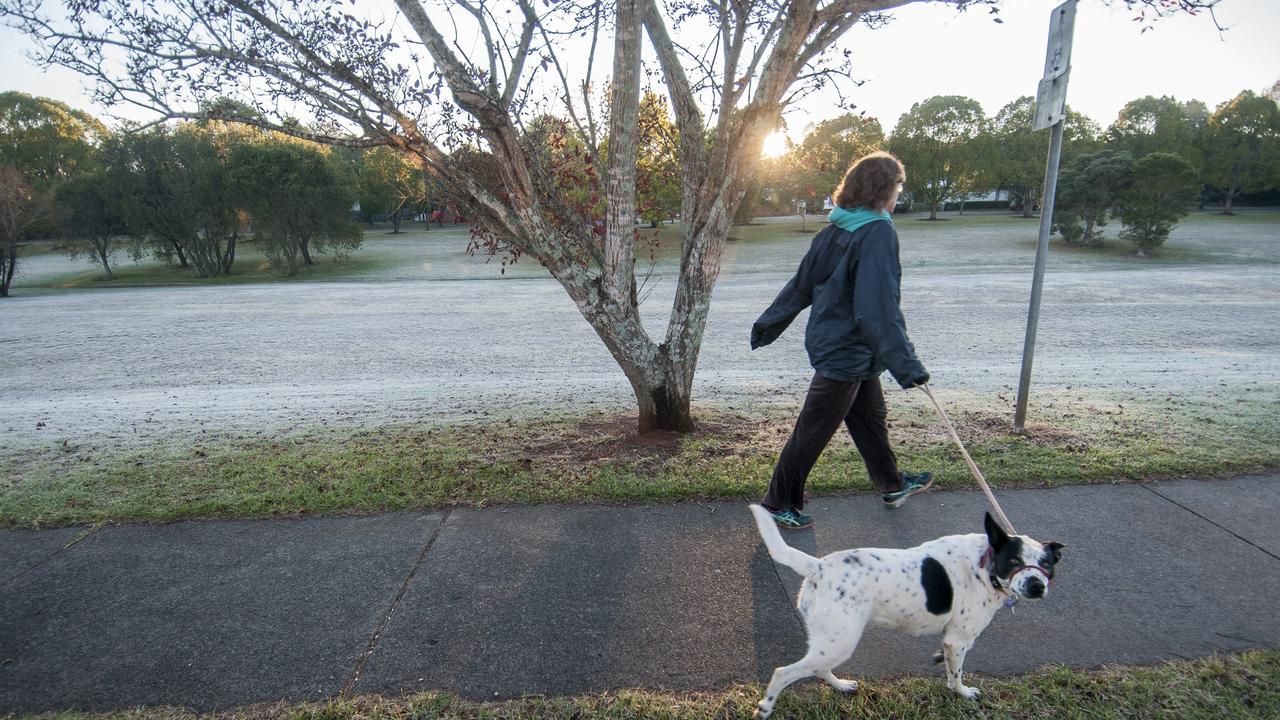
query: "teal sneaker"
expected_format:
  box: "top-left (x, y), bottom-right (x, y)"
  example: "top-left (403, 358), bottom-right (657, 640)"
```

top-left (765, 506), bottom-right (814, 530)
top-left (882, 472), bottom-right (934, 508)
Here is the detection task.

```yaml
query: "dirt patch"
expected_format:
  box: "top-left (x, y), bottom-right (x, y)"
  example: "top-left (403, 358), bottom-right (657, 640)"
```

top-left (458, 407), bottom-right (1098, 473)
top-left (892, 409), bottom-right (1092, 450)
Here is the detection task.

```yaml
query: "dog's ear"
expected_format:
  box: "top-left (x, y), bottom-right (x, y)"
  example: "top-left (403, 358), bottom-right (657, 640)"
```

top-left (984, 512), bottom-right (1009, 551)
top-left (1046, 541), bottom-right (1065, 563)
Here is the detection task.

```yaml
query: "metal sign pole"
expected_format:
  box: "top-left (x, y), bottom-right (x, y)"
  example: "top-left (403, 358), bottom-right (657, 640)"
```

top-left (1015, 0), bottom-right (1077, 433)
top-left (1014, 120), bottom-right (1064, 432)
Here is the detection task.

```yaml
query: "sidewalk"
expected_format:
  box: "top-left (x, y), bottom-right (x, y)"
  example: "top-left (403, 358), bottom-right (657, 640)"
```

top-left (3, 475), bottom-right (1278, 713)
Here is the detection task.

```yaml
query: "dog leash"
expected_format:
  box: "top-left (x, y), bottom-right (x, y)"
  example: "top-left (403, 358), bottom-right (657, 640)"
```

top-left (918, 383), bottom-right (1017, 536)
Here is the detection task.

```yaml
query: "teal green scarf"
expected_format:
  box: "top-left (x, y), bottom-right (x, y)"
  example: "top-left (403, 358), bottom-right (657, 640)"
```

top-left (828, 206), bottom-right (891, 233)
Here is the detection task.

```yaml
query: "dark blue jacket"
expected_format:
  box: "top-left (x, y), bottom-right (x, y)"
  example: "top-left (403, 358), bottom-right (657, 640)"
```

top-left (751, 220), bottom-right (929, 388)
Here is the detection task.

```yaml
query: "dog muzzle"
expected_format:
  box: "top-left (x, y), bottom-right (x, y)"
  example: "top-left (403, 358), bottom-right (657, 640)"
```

top-left (1006, 565), bottom-right (1052, 599)
top-left (981, 549), bottom-right (1052, 599)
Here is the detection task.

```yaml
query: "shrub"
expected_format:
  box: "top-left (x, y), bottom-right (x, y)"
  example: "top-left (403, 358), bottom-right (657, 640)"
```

top-left (1115, 152), bottom-right (1200, 256)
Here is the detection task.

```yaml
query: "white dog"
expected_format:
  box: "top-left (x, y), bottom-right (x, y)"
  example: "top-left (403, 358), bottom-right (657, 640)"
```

top-left (749, 504), bottom-right (1063, 718)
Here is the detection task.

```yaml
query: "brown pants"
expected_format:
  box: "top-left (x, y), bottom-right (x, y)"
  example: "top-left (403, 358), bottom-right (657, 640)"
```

top-left (763, 373), bottom-right (903, 511)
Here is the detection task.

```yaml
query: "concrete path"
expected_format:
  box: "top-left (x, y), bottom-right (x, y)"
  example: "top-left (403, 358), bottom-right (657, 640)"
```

top-left (3, 475), bottom-right (1278, 713)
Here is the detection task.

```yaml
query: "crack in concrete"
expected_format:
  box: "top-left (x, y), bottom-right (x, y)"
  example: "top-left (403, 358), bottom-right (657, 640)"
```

top-left (1141, 484), bottom-right (1280, 563)
top-left (6, 524), bottom-right (103, 584)
top-left (340, 510), bottom-right (452, 698)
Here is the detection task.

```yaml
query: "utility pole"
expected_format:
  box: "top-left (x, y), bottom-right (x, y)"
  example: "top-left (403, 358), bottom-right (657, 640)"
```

top-left (1015, 0), bottom-right (1077, 433)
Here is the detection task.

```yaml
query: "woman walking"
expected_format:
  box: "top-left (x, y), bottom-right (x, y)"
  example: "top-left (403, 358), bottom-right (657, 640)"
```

top-left (751, 151), bottom-right (933, 529)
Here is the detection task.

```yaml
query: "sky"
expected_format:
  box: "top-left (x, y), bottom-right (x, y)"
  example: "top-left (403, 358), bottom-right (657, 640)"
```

top-left (1, 0), bottom-right (1276, 148)
top-left (815, 0), bottom-right (1279, 133)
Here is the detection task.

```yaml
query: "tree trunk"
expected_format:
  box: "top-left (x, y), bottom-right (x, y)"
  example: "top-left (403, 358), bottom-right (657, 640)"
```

top-left (300, 236), bottom-right (314, 265)
top-left (97, 241), bottom-right (113, 280)
top-left (390, 208), bottom-right (402, 233)
top-left (612, 339), bottom-right (695, 433)
top-left (929, 201), bottom-right (938, 220)
top-left (169, 238), bottom-right (188, 268)
top-left (1022, 191), bottom-right (1035, 218)
top-left (1223, 173), bottom-right (1238, 215)
top-left (1, 245), bottom-right (14, 297)
top-left (638, 364), bottom-right (694, 432)
top-left (221, 233), bottom-right (237, 274)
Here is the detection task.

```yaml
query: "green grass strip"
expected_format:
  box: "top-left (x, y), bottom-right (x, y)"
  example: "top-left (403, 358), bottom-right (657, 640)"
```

top-left (9, 649), bottom-right (1279, 720)
top-left (2, 388), bottom-right (1277, 528)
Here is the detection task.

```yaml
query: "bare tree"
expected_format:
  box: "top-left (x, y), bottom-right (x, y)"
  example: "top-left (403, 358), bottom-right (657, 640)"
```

top-left (0, 165), bottom-right (53, 297)
top-left (0, 0), bottom-right (1223, 430)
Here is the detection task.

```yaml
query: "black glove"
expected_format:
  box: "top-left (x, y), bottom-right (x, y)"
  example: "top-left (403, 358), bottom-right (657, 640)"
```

top-left (902, 371), bottom-right (930, 389)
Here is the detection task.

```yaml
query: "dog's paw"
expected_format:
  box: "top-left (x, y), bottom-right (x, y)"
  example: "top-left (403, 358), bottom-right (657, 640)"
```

top-left (821, 672), bottom-right (859, 693)
top-left (951, 684), bottom-right (980, 700)
top-left (752, 705), bottom-right (771, 720)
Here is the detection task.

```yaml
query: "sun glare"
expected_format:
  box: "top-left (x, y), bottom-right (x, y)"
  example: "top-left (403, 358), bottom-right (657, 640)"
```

top-left (761, 130), bottom-right (789, 158)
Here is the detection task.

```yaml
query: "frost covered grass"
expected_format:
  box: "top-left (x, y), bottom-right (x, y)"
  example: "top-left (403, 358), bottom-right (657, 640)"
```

top-left (15, 209), bottom-right (1279, 289)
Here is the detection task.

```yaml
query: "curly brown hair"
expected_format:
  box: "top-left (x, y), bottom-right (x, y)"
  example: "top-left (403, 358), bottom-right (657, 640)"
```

top-left (831, 151), bottom-right (905, 211)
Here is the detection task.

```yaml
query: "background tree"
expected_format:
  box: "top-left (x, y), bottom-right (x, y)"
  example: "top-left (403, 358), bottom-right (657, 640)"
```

top-left (56, 167), bottom-right (128, 279)
top-left (102, 127), bottom-right (197, 269)
top-left (987, 96), bottom-right (1100, 217)
top-left (1106, 95), bottom-right (1202, 171)
top-left (789, 114), bottom-right (885, 208)
top-left (0, 91), bottom-right (105, 190)
top-left (0, 91), bottom-right (105, 290)
top-left (524, 114), bottom-right (604, 237)
top-left (177, 124), bottom-right (243, 277)
top-left (1201, 90), bottom-right (1280, 214)
top-left (1, 0), bottom-right (1225, 432)
top-left (109, 124), bottom-right (241, 277)
top-left (750, 151), bottom-right (796, 216)
top-left (889, 95), bottom-right (986, 220)
top-left (231, 138), bottom-right (362, 275)
top-left (635, 90), bottom-right (681, 228)
top-left (356, 145), bottom-right (421, 232)
top-left (1115, 152), bottom-right (1199, 256)
top-left (1052, 149), bottom-right (1135, 246)
top-left (0, 166), bottom-right (53, 296)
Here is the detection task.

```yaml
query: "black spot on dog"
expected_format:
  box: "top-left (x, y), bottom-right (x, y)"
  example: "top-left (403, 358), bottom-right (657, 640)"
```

top-left (921, 556), bottom-right (953, 615)
top-left (1040, 542), bottom-right (1064, 579)
top-left (993, 538), bottom-right (1026, 580)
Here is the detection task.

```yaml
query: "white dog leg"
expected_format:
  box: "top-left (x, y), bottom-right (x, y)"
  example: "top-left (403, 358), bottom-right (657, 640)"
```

top-left (754, 657), bottom-right (816, 719)
top-left (942, 636), bottom-right (980, 700)
top-left (755, 621), bottom-right (863, 718)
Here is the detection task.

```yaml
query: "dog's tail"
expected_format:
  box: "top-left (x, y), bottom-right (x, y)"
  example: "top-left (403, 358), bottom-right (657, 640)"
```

top-left (749, 504), bottom-right (821, 576)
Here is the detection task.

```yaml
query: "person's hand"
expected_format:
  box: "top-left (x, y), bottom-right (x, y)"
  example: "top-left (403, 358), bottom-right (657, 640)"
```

top-left (904, 372), bottom-right (930, 389)
top-left (750, 323), bottom-right (766, 349)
